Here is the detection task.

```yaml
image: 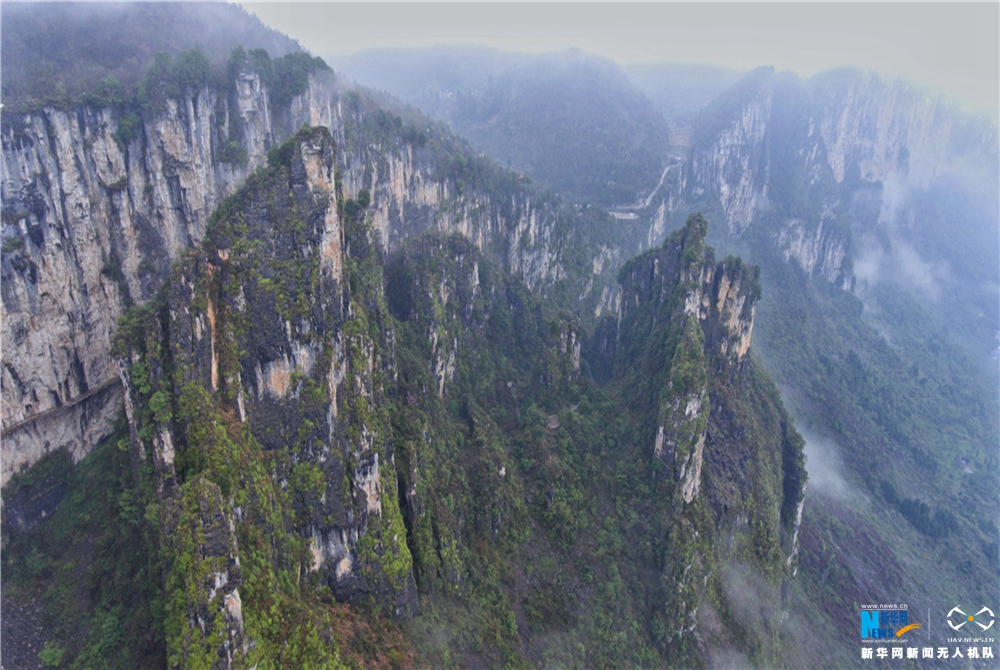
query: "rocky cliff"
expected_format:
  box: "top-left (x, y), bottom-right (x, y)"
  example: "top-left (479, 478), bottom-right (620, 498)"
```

top-left (2, 35), bottom-right (810, 666)
top-left (683, 67), bottom-right (997, 288)
top-left (2, 61), bottom-right (633, 486)
top-left (114, 126), bottom-right (418, 666)
top-left (601, 215), bottom-right (805, 661)
top-left (688, 69), bottom-right (774, 237)
top-left (1, 70), bottom-right (275, 486)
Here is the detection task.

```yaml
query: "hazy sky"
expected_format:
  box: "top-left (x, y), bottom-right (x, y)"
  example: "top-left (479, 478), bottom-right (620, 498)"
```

top-left (237, 2), bottom-right (999, 112)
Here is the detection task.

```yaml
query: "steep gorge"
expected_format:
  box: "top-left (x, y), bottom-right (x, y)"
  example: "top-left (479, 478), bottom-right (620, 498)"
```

top-left (3, 112), bottom-right (805, 670)
top-left (2, 60), bottom-right (642, 487)
top-left (666, 65), bottom-right (999, 668)
top-left (682, 67), bottom-right (998, 285)
top-left (2, 19), bottom-right (809, 667)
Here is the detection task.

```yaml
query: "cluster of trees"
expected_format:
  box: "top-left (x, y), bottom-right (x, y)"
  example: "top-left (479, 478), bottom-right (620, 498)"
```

top-left (227, 47), bottom-right (332, 109)
top-left (1, 2), bottom-right (302, 112)
top-left (71, 47), bottom-right (331, 118)
top-left (337, 48), bottom-right (672, 207)
top-left (450, 54), bottom-right (671, 207)
top-left (879, 480), bottom-right (956, 539)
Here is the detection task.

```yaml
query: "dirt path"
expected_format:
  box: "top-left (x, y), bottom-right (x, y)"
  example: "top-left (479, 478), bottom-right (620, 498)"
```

top-left (1, 377), bottom-right (121, 438)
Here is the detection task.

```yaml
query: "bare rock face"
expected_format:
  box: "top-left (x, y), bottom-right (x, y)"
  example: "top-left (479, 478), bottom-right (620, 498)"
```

top-left (685, 67), bottom-right (997, 290)
top-left (618, 214), bottom-right (759, 505)
top-left (1, 81), bottom-right (265, 486)
top-left (811, 69), bottom-right (958, 187)
top-left (2, 70), bottom-right (635, 485)
top-left (689, 71), bottom-right (774, 236)
top-left (0, 67), bottom-right (350, 486)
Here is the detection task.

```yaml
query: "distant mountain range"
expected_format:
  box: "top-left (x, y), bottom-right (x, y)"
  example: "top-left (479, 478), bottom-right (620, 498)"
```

top-left (333, 47), bottom-right (673, 207)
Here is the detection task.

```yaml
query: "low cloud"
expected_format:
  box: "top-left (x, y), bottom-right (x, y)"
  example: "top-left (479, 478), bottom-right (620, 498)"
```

top-left (708, 648), bottom-right (753, 670)
top-left (853, 231), bottom-right (951, 304)
top-left (800, 428), bottom-right (853, 500)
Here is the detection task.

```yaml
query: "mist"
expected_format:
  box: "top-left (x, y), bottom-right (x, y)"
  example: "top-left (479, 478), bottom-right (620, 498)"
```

top-left (1, 2), bottom-right (304, 110)
top-left (847, 139), bottom-right (1000, 381)
top-left (853, 231), bottom-right (951, 303)
top-left (799, 428), bottom-right (854, 501)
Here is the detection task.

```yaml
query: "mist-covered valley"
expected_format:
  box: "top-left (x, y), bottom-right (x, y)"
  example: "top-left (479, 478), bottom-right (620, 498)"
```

top-left (1, 3), bottom-right (997, 669)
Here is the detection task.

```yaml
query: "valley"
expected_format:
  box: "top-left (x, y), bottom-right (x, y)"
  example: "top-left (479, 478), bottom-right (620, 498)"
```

top-left (2, 4), bottom-right (997, 669)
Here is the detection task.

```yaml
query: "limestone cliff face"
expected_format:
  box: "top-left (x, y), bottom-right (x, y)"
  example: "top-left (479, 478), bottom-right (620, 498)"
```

top-left (810, 69), bottom-right (961, 186)
top-left (335, 123), bottom-right (621, 314)
top-left (689, 71), bottom-right (773, 236)
top-left (2, 69), bottom-right (620, 485)
top-left (617, 216), bottom-right (759, 363)
top-left (686, 67), bottom-right (996, 288)
top-left (0, 74), bottom-right (271, 486)
top-left (774, 216), bottom-right (849, 286)
top-left (613, 214), bottom-right (804, 648)
top-left (114, 128), bottom-right (416, 663)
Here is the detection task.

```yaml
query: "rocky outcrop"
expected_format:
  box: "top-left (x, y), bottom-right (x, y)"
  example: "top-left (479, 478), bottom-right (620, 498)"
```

top-left (612, 214), bottom-right (805, 651)
top-left (2, 67), bottom-right (625, 486)
top-left (180, 127), bottom-right (410, 610)
top-left (618, 214), bottom-right (760, 503)
top-left (685, 67), bottom-right (996, 289)
top-left (112, 127), bottom-right (418, 663)
top-left (0, 76), bottom-right (270, 486)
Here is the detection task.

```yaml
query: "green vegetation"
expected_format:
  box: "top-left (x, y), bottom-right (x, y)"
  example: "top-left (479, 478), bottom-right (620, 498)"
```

top-left (381, 220), bottom-right (802, 667)
top-left (878, 480), bottom-right (955, 539)
top-left (454, 55), bottom-right (672, 206)
top-left (1, 423), bottom-right (166, 669)
top-left (4, 3), bottom-right (331, 183)
top-left (750, 222), bottom-right (997, 540)
top-left (228, 47), bottom-right (332, 110)
top-left (342, 188), bottom-right (370, 223)
top-left (135, 50), bottom-right (215, 112)
top-left (3, 21), bottom-right (992, 668)
top-left (220, 141), bottom-right (250, 168)
top-left (388, 234), bottom-right (650, 666)
top-left (1, 2), bottom-right (303, 112)
top-left (337, 48), bottom-right (671, 206)
top-left (107, 127), bottom-right (413, 668)
top-left (682, 197), bottom-right (1000, 666)
top-left (38, 641), bottom-right (66, 667)
top-left (3, 236), bottom-right (25, 253)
